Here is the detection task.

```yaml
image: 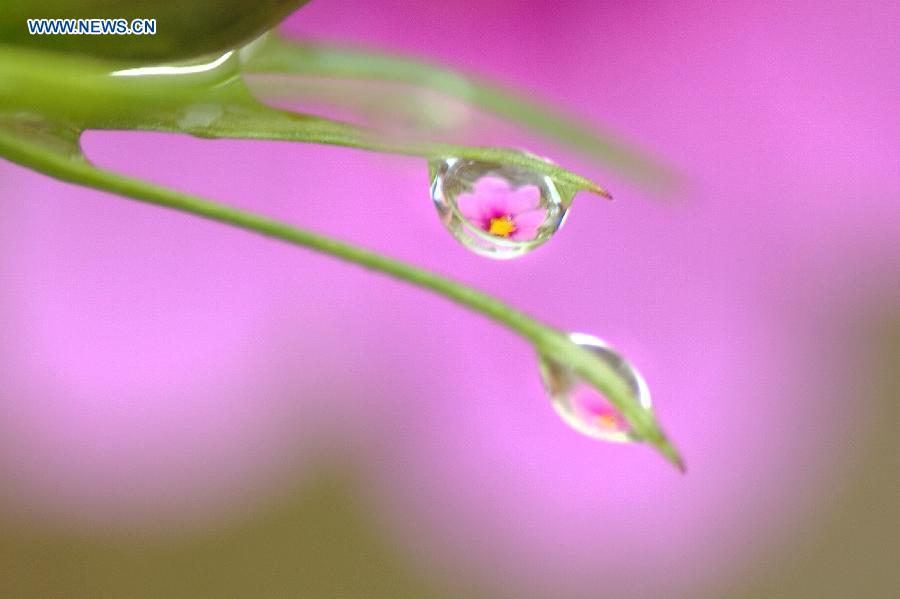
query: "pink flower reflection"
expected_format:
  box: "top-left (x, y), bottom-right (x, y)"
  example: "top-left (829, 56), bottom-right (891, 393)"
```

top-left (569, 385), bottom-right (630, 435)
top-left (456, 176), bottom-right (546, 241)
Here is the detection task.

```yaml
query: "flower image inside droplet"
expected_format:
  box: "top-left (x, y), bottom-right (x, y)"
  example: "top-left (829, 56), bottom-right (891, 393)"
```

top-left (458, 176), bottom-right (545, 240)
top-left (430, 157), bottom-right (569, 258)
top-left (538, 333), bottom-right (652, 443)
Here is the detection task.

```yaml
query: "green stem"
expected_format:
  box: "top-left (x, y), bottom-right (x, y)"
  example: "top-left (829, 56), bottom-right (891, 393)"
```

top-left (0, 127), bottom-right (682, 469)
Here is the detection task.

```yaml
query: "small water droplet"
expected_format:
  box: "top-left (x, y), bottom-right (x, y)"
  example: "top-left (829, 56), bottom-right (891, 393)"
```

top-left (539, 333), bottom-right (651, 442)
top-left (178, 103), bottom-right (224, 130)
top-left (430, 157), bottom-right (569, 258)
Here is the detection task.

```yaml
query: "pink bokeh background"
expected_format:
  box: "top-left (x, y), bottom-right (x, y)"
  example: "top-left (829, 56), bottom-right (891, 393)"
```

top-left (1, 1), bottom-right (899, 597)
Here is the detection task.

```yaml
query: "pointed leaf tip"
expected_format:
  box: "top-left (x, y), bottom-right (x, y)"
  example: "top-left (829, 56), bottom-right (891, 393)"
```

top-left (657, 436), bottom-right (686, 473)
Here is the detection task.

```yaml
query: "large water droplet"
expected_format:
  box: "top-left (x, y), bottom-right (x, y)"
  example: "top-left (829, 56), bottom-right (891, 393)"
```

top-left (539, 333), bottom-right (651, 442)
top-left (430, 157), bottom-right (569, 258)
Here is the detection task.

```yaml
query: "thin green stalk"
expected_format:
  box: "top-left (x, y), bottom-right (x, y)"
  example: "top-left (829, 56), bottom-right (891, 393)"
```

top-left (0, 127), bottom-right (683, 469)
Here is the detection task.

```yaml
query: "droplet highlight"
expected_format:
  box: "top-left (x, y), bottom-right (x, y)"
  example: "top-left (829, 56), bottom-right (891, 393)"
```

top-left (430, 157), bottom-right (569, 258)
top-left (539, 333), bottom-right (651, 443)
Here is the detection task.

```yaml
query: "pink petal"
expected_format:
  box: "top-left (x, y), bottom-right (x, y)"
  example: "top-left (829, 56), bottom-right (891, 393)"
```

top-left (472, 176), bottom-right (515, 215)
top-left (506, 185), bottom-right (542, 215)
top-left (456, 192), bottom-right (486, 220)
top-left (472, 175), bottom-right (513, 198)
top-left (510, 209), bottom-right (548, 241)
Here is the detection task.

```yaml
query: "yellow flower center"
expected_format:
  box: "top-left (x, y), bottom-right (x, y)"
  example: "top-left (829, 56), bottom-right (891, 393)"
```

top-left (596, 414), bottom-right (619, 430)
top-left (488, 215), bottom-right (517, 237)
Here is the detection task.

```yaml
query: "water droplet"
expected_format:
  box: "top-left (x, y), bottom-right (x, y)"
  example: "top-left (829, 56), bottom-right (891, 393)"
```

top-left (539, 333), bottom-right (651, 442)
top-left (178, 103), bottom-right (224, 130)
top-left (430, 157), bottom-right (569, 258)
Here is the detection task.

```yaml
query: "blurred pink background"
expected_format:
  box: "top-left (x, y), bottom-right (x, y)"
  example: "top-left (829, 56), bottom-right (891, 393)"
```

top-left (1, 1), bottom-right (899, 597)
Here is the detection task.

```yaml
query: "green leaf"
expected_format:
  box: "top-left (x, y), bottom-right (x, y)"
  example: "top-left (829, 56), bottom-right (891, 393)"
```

top-left (1, 1), bottom-right (312, 61)
top-left (0, 120), bottom-right (682, 469)
top-left (101, 100), bottom-right (612, 199)
top-left (243, 35), bottom-right (678, 191)
top-left (0, 44), bottom-right (609, 199)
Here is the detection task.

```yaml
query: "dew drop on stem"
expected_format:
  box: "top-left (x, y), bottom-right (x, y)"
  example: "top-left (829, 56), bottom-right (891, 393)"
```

top-left (539, 333), bottom-right (652, 443)
top-left (430, 157), bottom-right (570, 258)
